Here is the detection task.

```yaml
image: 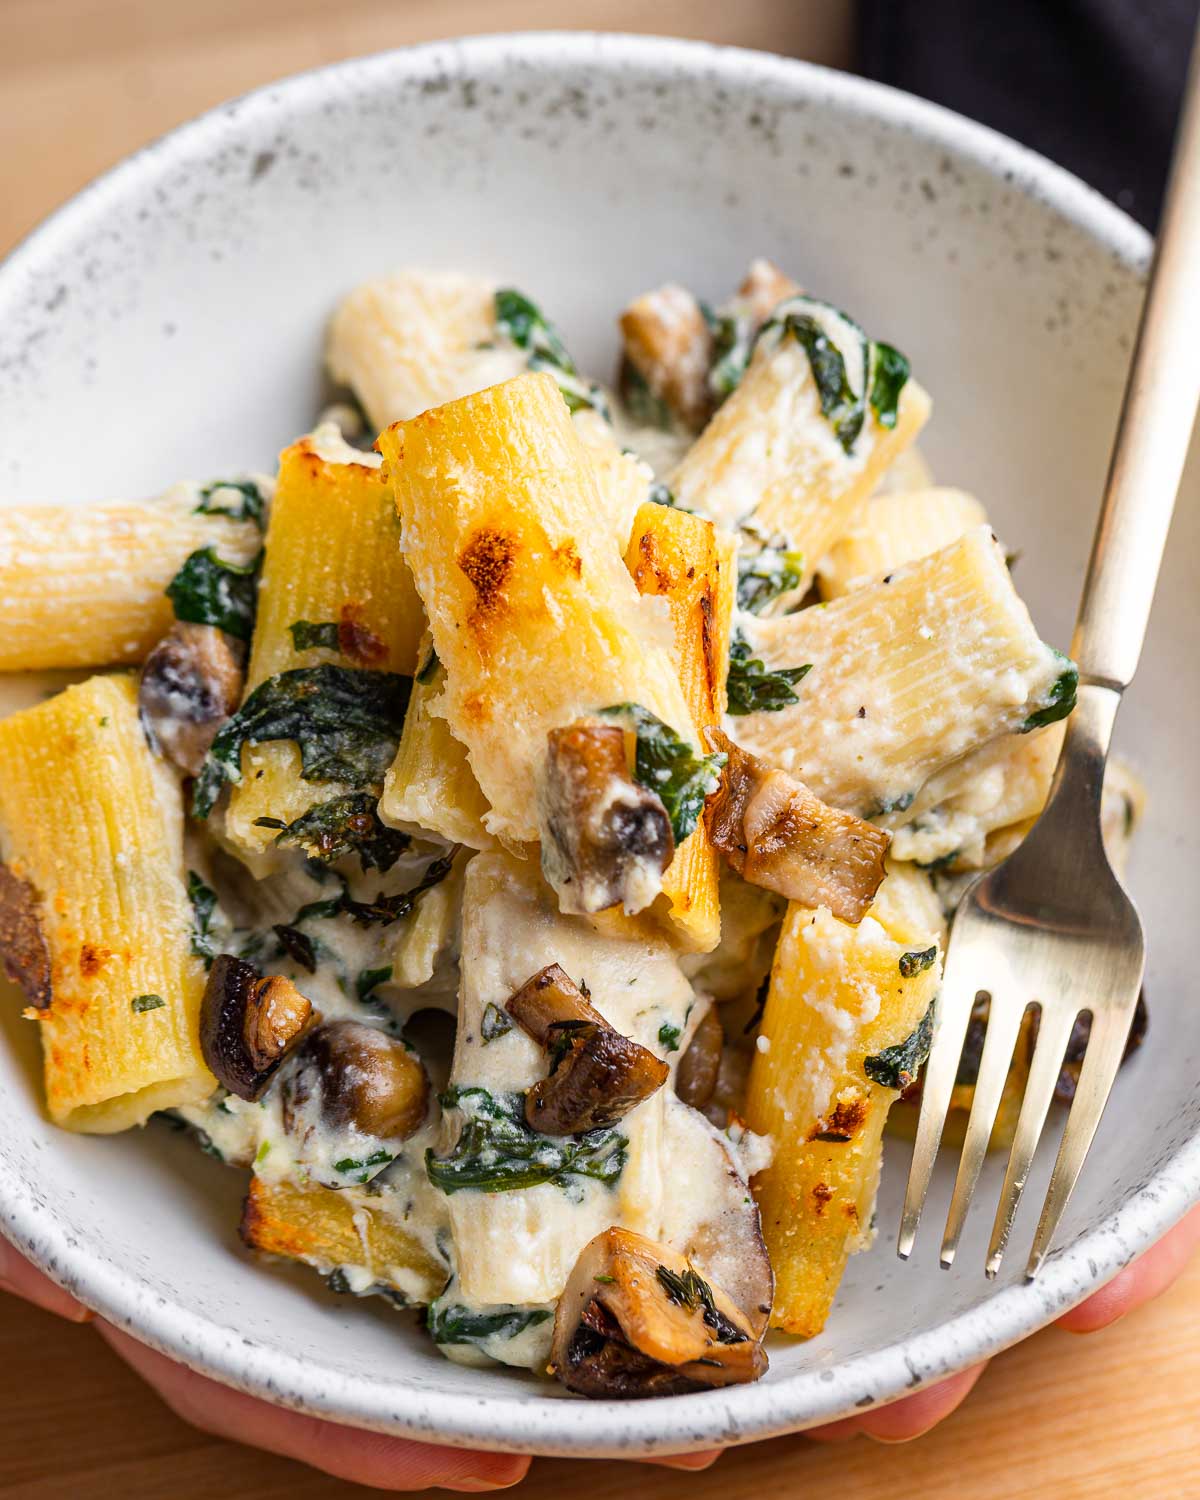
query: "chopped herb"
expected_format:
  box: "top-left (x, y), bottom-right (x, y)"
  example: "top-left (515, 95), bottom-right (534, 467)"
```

top-left (864, 1001), bottom-right (936, 1091)
top-left (339, 854), bottom-right (455, 928)
top-left (481, 1002), bottom-right (515, 1044)
top-left (326, 1268), bottom-right (353, 1295)
top-left (898, 945), bottom-right (938, 978)
top-left (427, 1086), bottom-right (627, 1196)
top-left (655, 1265), bottom-right (747, 1344)
top-left (619, 358), bottom-right (674, 431)
top-left (598, 703), bottom-right (725, 844)
top-left (865, 790), bottom-right (916, 818)
top-left (737, 545), bottom-right (806, 614)
top-left (725, 633), bottom-right (811, 715)
top-left (333, 1148), bottom-right (396, 1185)
top-left (494, 288), bottom-right (609, 419)
top-left (186, 870), bottom-right (219, 967)
top-left (193, 665), bottom-right (412, 818)
top-left (131, 993), bottom-right (165, 1013)
top-left (98, 716), bottom-right (109, 727)
top-left (416, 645), bottom-right (439, 684)
top-left (1022, 652), bottom-right (1079, 732)
top-left (252, 792), bottom-right (410, 873)
top-left (165, 546), bottom-right (261, 640)
top-left (657, 1022), bottom-right (682, 1053)
top-left (272, 923), bottom-right (317, 973)
top-left (289, 620), bottom-right (341, 652)
top-left (254, 1140), bottom-right (271, 1167)
top-left (427, 1301), bottom-right (552, 1347)
top-left (593, 1273), bottom-right (616, 1284)
top-left (195, 477), bottom-right (268, 528)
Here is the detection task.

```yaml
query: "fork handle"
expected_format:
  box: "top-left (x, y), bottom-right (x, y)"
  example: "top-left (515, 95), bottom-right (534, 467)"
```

top-left (1071, 32), bottom-right (1200, 691)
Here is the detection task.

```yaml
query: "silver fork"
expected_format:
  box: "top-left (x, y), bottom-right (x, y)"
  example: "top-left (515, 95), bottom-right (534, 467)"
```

top-left (899, 33), bottom-right (1200, 1280)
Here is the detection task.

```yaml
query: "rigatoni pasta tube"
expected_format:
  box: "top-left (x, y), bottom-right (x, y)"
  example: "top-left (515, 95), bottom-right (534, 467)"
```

top-left (0, 674), bottom-right (214, 1131)
top-left (745, 884), bottom-right (941, 1336)
top-left (818, 486), bottom-right (987, 598)
top-left (737, 526), bottom-right (1073, 816)
top-left (380, 372), bottom-right (697, 846)
top-left (225, 437), bottom-right (423, 856)
top-left (624, 501), bottom-right (735, 952)
top-left (670, 335), bottom-right (931, 594)
top-left (380, 634), bottom-right (494, 849)
top-left (0, 487), bottom-right (260, 672)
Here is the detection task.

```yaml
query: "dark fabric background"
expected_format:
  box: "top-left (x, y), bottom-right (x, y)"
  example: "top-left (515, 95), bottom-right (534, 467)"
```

top-left (858, 0), bottom-right (1198, 228)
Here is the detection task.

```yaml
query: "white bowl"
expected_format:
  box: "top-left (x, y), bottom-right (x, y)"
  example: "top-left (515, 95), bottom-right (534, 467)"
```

top-left (1, 31), bottom-right (1197, 1460)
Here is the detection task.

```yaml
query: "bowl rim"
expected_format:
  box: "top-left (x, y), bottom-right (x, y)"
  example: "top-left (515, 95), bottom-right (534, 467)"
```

top-left (1, 28), bottom-right (1193, 1460)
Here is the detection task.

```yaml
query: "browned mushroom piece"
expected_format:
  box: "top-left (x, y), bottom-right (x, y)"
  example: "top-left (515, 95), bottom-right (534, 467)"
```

top-left (505, 963), bottom-right (605, 1043)
top-left (200, 955), bottom-right (316, 1100)
top-left (282, 1019), bottom-right (429, 1141)
top-left (506, 965), bottom-right (669, 1135)
top-left (705, 729), bottom-right (891, 923)
top-left (0, 865), bottom-right (51, 1009)
top-left (538, 721), bottom-right (674, 917)
top-left (675, 1007), bottom-right (724, 1111)
top-left (139, 621), bottom-right (245, 776)
top-left (551, 1227), bottom-right (768, 1399)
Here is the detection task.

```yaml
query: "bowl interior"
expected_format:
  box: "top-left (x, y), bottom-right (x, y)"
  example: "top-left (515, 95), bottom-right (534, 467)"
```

top-left (0, 33), bottom-right (1197, 1458)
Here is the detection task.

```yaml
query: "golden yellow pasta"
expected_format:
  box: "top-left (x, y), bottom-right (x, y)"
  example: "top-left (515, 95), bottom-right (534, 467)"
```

top-left (0, 487), bottom-right (260, 672)
top-left (745, 883), bottom-right (941, 1336)
top-left (224, 437), bottom-right (423, 856)
top-left (380, 371), bottom-right (697, 847)
top-left (818, 486), bottom-right (987, 598)
top-left (0, 674), bottom-right (213, 1131)
top-left (624, 500), bottom-right (735, 952)
top-left (241, 1176), bottom-right (447, 1305)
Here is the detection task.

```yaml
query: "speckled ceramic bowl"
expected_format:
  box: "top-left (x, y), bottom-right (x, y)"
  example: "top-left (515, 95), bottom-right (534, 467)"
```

top-left (0, 31), bottom-right (1197, 1460)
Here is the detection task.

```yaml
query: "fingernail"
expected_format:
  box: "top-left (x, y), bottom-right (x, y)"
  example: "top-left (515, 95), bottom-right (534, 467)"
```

top-left (445, 1478), bottom-right (525, 1494)
top-left (658, 1452), bottom-right (722, 1470)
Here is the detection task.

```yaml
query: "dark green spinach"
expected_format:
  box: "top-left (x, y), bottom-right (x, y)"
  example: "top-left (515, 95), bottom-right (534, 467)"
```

top-left (725, 633), bottom-right (811, 715)
top-left (426, 1086), bottom-right (627, 1196)
top-left (1021, 653), bottom-right (1079, 732)
top-left (194, 477), bottom-right (268, 528)
top-left (193, 665), bottom-right (411, 817)
top-left (598, 703), bottom-right (725, 844)
top-left (252, 792), bottom-right (410, 873)
top-left (736, 545), bottom-right (806, 614)
top-left (898, 945), bottom-right (938, 979)
top-left (863, 1001), bottom-right (936, 1091)
top-left (165, 546), bottom-right (261, 640)
top-left (494, 288), bottom-right (609, 419)
top-left (427, 1301), bottom-right (551, 1347)
top-left (289, 620), bottom-right (341, 652)
top-left (481, 1002), bottom-right (514, 1044)
top-left (186, 870), bottom-right (219, 968)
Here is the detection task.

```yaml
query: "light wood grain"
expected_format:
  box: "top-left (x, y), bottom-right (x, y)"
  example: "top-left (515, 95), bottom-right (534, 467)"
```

top-left (1, 2), bottom-right (1197, 1496)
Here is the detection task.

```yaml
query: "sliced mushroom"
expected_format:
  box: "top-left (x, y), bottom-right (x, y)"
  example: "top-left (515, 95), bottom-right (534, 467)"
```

top-left (282, 1019), bottom-right (429, 1141)
top-left (538, 721), bottom-right (674, 917)
top-left (551, 1227), bottom-right (767, 1398)
top-left (706, 729), bottom-right (890, 923)
top-left (505, 963), bottom-right (605, 1043)
top-left (139, 621), bottom-right (245, 776)
top-left (200, 955), bottom-right (316, 1100)
top-left (506, 964), bottom-right (668, 1135)
top-left (0, 865), bottom-right (51, 1009)
top-left (675, 1007), bottom-right (723, 1110)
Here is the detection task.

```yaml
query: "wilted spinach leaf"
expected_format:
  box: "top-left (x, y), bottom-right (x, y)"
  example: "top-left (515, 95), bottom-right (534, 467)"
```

top-left (252, 792), bottom-right (410, 873)
top-left (736, 545), bottom-right (806, 614)
top-left (193, 665), bottom-right (411, 817)
top-left (186, 870), bottom-right (219, 968)
top-left (598, 703), bottom-right (725, 844)
top-left (868, 341), bottom-right (910, 430)
top-left (864, 1001), bottom-right (936, 1091)
top-left (426, 1086), bottom-right (627, 1196)
top-left (1021, 653), bottom-right (1079, 732)
top-left (725, 633), bottom-right (811, 715)
top-left (166, 546), bottom-right (261, 641)
top-left (427, 1301), bottom-right (551, 1348)
top-left (289, 620), bottom-right (341, 652)
top-left (194, 477), bottom-right (268, 529)
top-left (481, 1002), bottom-right (514, 1044)
top-left (494, 288), bottom-right (609, 419)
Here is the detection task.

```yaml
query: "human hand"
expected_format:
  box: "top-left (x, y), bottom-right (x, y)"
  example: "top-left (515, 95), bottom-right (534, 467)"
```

top-left (804, 1203), bottom-right (1200, 1444)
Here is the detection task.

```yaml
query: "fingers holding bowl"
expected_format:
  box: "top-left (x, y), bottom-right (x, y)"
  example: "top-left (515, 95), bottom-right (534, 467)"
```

top-left (0, 1237), bottom-right (91, 1323)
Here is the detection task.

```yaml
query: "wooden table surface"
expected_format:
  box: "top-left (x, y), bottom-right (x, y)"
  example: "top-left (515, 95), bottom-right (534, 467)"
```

top-left (1, 3), bottom-right (1197, 1496)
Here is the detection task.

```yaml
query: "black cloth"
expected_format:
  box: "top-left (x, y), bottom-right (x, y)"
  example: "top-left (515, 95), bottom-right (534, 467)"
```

top-left (858, 0), bottom-right (1198, 228)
